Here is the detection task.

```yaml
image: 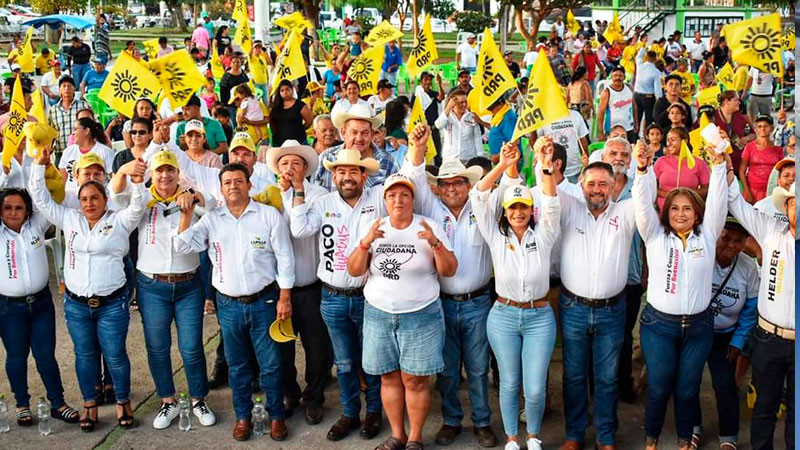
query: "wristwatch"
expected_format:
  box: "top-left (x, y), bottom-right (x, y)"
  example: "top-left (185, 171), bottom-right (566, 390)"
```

top-left (293, 191), bottom-right (305, 198)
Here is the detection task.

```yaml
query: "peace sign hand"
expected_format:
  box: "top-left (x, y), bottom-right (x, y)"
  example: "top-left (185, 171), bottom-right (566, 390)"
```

top-left (360, 218), bottom-right (384, 247)
top-left (417, 219), bottom-right (438, 247)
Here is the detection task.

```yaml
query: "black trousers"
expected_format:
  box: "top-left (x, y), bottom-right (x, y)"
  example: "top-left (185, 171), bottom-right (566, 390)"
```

top-left (618, 283), bottom-right (643, 392)
top-left (279, 282), bottom-right (334, 406)
top-left (634, 93), bottom-right (656, 130)
top-left (750, 327), bottom-right (794, 450)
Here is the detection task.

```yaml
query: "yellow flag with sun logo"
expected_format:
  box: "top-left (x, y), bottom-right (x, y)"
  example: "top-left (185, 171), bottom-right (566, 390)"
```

top-left (148, 49), bottom-right (206, 109)
top-left (566, 10), bottom-right (581, 36)
top-left (1, 75), bottom-right (27, 168)
top-left (722, 13), bottom-right (783, 77)
top-left (270, 29), bottom-right (308, 95)
top-left (347, 44), bottom-right (385, 96)
top-left (511, 50), bottom-right (570, 143)
top-left (780, 27), bottom-right (795, 51)
top-left (697, 84), bottom-right (721, 108)
top-left (232, 0), bottom-right (248, 23)
top-left (406, 14), bottom-right (438, 79)
top-left (210, 45), bottom-right (225, 80)
top-left (603, 12), bottom-right (624, 45)
top-left (142, 38), bottom-right (160, 60)
top-left (99, 51), bottom-right (160, 119)
top-left (467, 29), bottom-right (516, 116)
top-left (273, 12), bottom-right (312, 33)
top-left (234, 16), bottom-right (253, 53)
top-left (365, 20), bottom-right (404, 47)
top-left (16, 27), bottom-right (34, 73)
top-left (715, 62), bottom-right (734, 88)
top-left (407, 96), bottom-right (437, 163)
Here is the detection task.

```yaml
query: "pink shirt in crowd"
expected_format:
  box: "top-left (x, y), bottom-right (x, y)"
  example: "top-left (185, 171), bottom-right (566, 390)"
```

top-left (740, 141), bottom-right (783, 201)
top-left (653, 154), bottom-right (711, 210)
top-left (192, 27), bottom-right (211, 51)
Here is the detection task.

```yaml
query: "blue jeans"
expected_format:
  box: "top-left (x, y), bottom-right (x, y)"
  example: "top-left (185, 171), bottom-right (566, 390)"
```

top-left (486, 302), bottom-right (556, 437)
top-left (320, 288), bottom-right (381, 418)
top-left (0, 288), bottom-right (65, 409)
top-left (216, 288), bottom-right (285, 420)
top-left (640, 304), bottom-right (713, 442)
top-left (137, 272), bottom-right (208, 399)
top-left (436, 294), bottom-right (492, 428)
top-left (198, 250), bottom-right (213, 301)
top-left (691, 331), bottom-right (739, 444)
top-left (72, 63), bottom-right (90, 90)
top-left (560, 293), bottom-right (626, 445)
top-left (64, 289), bottom-right (131, 403)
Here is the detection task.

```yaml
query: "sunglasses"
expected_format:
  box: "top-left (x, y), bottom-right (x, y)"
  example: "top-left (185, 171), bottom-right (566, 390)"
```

top-left (130, 129), bottom-right (149, 136)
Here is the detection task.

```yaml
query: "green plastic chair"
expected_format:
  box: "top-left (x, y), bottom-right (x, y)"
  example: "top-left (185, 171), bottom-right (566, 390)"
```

top-left (87, 88), bottom-right (101, 98)
top-left (587, 141), bottom-right (605, 156)
top-left (440, 62), bottom-right (458, 87)
top-left (1, 72), bottom-right (12, 80)
top-left (397, 65), bottom-right (410, 94)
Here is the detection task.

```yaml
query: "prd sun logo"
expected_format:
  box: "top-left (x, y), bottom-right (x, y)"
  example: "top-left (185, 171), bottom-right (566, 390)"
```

top-left (411, 30), bottom-right (428, 58)
top-left (350, 58), bottom-right (373, 82)
top-left (154, 62), bottom-right (188, 90)
top-left (741, 22), bottom-right (781, 61)
top-left (110, 70), bottom-right (143, 103)
top-left (6, 108), bottom-right (25, 137)
top-left (377, 258), bottom-right (402, 277)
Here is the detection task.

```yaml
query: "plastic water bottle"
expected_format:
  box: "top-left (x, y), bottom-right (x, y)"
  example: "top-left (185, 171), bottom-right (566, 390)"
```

top-left (251, 397), bottom-right (265, 437)
top-left (0, 394), bottom-right (10, 432)
top-left (37, 397), bottom-right (50, 436)
top-left (178, 392), bottom-right (191, 432)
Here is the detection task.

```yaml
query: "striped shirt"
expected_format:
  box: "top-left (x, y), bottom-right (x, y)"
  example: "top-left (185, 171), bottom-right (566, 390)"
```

top-left (313, 142), bottom-right (399, 192)
top-left (47, 98), bottom-right (87, 153)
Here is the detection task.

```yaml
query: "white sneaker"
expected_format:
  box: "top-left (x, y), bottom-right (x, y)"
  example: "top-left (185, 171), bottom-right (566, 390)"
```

top-left (504, 441), bottom-right (521, 450)
top-left (192, 399), bottom-right (216, 426)
top-left (526, 437), bottom-right (543, 450)
top-left (153, 402), bottom-right (178, 429)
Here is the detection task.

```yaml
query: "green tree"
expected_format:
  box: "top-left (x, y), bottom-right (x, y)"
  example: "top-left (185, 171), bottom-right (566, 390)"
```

top-left (505, 0), bottom-right (592, 49)
top-left (137, 0), bottom-right (189, 32)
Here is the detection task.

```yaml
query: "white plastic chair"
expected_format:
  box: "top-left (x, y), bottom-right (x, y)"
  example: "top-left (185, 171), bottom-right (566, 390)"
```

top-left (44, 226), bottom-right (64, 287)
top-left (595, 79), bottom-right (612, 98)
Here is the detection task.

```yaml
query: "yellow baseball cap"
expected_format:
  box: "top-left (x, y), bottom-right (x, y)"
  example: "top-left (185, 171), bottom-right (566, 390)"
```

top-left (502, 185), bottom-right (533, 209)
top-left (151, 150), bottom-right (178, 170)
top-left (230, 131), bottom-right (255, 153)
top-left (269, 318), bottom-right (298, 343)
top-left (72, 152), bottom-right (105, 177)
top-left (23, 121), bottom-right (58, 159)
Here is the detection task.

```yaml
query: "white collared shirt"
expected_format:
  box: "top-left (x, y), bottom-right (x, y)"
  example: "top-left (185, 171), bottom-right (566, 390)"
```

top-left (727, 181), bottom-right (795, 329)
top-left (63, 186), bottom-right (123, 211)
top-left (58, 142), bottom-right (115, 193)
top-left (753, 195), bottom-right (788, 223)
top-left (144, 142), bottom-right (276, 204)
top-left (0, 213), bottom-right (50, 297)
top-left (280, 180), bottom-right (328, 287)
top-left (29, 164), bottom-right (147, 297)
top-left (174, 199), bottom-right (295, 296)
top-left (469, 184), bottom-right (561, 302)
top-left (532, 178), bottom-right (584, 278)
top-left (400, 158), bottom-right (492, 295)
top-left (290, 186), bottom-right (385, 289)
top-left (559, 187), bottom-right (636, 298)
top-left (633, 163), bottom-right (728, 315)
top-left (434, 110), bottom-right (483, 161)
top-left (0, 157), bottom-right (31, 190)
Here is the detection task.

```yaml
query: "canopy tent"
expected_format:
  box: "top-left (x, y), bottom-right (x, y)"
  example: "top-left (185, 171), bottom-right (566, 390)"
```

top-left (21, 14), bottom-right (95, 30)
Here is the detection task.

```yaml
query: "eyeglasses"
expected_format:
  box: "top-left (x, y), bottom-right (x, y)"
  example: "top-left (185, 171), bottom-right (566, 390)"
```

top-left (129, 129), bottom-right (149, 136)
top-left (437, 179), bottom-right (468, 189)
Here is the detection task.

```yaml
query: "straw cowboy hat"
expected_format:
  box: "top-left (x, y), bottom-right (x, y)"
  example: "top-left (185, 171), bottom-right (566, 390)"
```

top-left (331, 103), bottom-right (382, 130)
top-left (266, 139), bottom-right (319, 175)
top-left (426, 158), bottom-right (483, 185)
top-left (772, 183), bottom-right (795, 213)
top-left (322, 148), bottom-right (380, 174)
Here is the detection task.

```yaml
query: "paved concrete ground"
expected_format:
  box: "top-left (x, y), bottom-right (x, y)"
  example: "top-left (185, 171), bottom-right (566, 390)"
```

top-left (0, 255), bottom-right (787, 450)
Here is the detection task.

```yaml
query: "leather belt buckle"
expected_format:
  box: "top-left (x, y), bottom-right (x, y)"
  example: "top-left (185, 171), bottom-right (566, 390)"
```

top-left (87, 298), bottom-right (101, 308)
top-left (25, 295), bottom-right (36, 304)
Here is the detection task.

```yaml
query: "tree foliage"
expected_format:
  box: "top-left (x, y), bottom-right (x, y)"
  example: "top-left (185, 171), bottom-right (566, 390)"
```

top-left (455, 10), bottom-right (494, 34)
top-left (422, 0), bottom-right (456, 20)
top-left (504, 0), bottom-right (592, 49)
top-left (29, 0), bottom-right (86, 14)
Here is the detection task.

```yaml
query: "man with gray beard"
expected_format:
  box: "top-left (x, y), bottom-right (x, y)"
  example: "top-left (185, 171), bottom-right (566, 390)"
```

top-left (557, 137), bottom-right (639, 450)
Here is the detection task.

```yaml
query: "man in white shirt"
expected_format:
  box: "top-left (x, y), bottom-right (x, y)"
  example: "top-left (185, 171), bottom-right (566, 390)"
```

top-left (290, 148), bottom-right (385, 442)
top-left (688, 32), bottom-right (706, 73)
top-left (400, 127), bottom-right (498, 448)
top-left (367, 79), bottom-right (395, 116)
top-left (754, 157), bottom-right (794, 223)
top-left (264, 140), bottom-right (334, 425)
top-left (557, 139), bottom-right (637, 450)
top-left (176, 163), bottom-right (295, 442)
top-left (745, 68), bottom-right (775, 119)
top-left (456, 34), bottom-right (479, 73)
top-left (434, 89), bottom-right (483, 163)
top-left (534, 109), bottom-right (590, 183)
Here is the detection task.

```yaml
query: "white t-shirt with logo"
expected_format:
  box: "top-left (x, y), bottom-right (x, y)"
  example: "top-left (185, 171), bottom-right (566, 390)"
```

top-left (536, 109), bottom-right (590, 179)
top-left (710, 255), bottom-right (760, 331)
top-left (748, 68), bottom-right (774, 96)
top-left (58, 142), bottom-right (116, 193)
top-left (362, 214), bottom-right (451, 314)
top-left (457, 42), bottom-right (479, 68)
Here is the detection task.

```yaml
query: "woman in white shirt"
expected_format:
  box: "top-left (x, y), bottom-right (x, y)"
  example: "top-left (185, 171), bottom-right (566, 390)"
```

top-left (631, 141), bottom-right (729, 450)
top-left (31, 146), bottom-right (147, 432)
top-left (469, 142), bottom-right (560, 450)
top-left (57, 117), bottom-right (115, 193)
top-left (348, 172), bottom-right (457, 450)
top-left (0, 188), bottom-right (80, 427)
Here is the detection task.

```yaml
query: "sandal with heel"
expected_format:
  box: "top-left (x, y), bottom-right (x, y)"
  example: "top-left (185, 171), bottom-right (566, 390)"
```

top-left (80, 404), bottom-right (98, 432)
top-left (16, 408), bottom-right (32, 427)
top-left (116, 401), bottom-right (135, 429)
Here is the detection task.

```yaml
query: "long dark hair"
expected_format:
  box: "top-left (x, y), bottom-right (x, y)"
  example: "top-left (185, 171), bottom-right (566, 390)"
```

top-left (215, 26), bottom-right (229, 41)
top-left (0, 188), bottom-right (33, 224)
top-left (77, 117), bottom-right (109, 146)
top-left (498, 208), bottom-right (536, 237)
top-left (269, 80), bottom-right (294, 122)
top-left (384, 99), bottom-right (406, 134)
top-left (132, 98), bottom-right (156, 121)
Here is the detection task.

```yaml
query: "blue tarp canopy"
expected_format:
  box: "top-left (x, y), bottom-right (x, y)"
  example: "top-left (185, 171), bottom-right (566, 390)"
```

top-left (21, 14), bottom-right (94, 30)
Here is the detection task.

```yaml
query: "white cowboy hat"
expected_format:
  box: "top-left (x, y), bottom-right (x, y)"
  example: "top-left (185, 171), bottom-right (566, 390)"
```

top-left (266, 139), bottom-right (319, 176)
top-left (426, 158), bottom-right (483, 184)
top-left (331, 103), bottom-right (382, 130)
top-left (322, 148), bottom-right (380, 174)
top-left (771, 183), bottom-right (795, 213)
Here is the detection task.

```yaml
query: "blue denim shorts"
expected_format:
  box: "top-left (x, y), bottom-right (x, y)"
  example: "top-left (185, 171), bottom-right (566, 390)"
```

top-left (362, 300), bottom-right (445, 376)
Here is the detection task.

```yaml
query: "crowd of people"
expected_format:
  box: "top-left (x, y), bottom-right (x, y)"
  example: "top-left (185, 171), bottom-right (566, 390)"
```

top-left (0, 8), bottom-right (795, 450)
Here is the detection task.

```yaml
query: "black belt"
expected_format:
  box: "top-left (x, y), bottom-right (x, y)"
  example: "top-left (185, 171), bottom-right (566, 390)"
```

top-left (646, 303), bottom-right (712, 327)
top-left (322, 282), bottom-right (364, 297)
top-left (562, 287), bottom-right (625, 308)
top-left (220, 283), bottom-right (277, 304)
top-left (441, 283), bottom-right (490, 302)
top-left (294, 281), bottom-right (321, 292)
top-left (0, 287), bottom-right (48, 304)
top-left (65, 285), bottom-right (127, 308)
top-left (750, 93), bottom-right (772, 97)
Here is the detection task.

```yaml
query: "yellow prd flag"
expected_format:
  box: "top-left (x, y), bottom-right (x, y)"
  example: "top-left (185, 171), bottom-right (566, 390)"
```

top-left (676, 139), bottom-right (697, 186)
top-left (406, 14), bottom-right (438, 79)
top-left (722, 13), bottom-right (783, 77)
top-left (99, 50), bottom-right (160, 119)
top-left (234, 16), bottom-right (253, 53)
top-left (210, 45), bottom-right (225, 80)
top-left (365, 20), bottom-right (404, 47)
top-left (511, 50), bottom-right (570, 143)
top-left (142, 38), bottom-right (160, 60)
top-left (407, 96), bottom-right (437, 164)
top-left (274, 12), bottom-right (312, 33)
top-left (690, 112), bottom-right (710, 161)
top-left (780, 27), bottom-right (795, 51)
top-left (232, 0), bottom-right (248, 23)
top-left (16, 27), bottom-right (34, 73)
top-left (271, 30), bottom-right (307, 95)
top-left (466, 29), bottom-right (516, 116)
top-left (28, 88), bottom-right (46, 123)
top-left (715, 62), bottom-right (734, 87)
top-left (347, 44), bottom-right (384, 96)
top-left (2, 75), bottom-right (26, 168)
top-left (603, 12), bottom-right (624, 45)
top-left (148, 49), bottom-right (206, 109)
top-left (697, 84), bottom-right (721, 108)
top-left (566, 10), bottom-right (581, 36)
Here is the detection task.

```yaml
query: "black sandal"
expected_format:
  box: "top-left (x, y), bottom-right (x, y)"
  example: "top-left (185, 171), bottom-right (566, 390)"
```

top-left (375, 437), bottom-right (406, 450)
top-left (51, 405), bottom-right (80, 424)
top-left (16, 408), bottom-right (32, 427)
top-left (80, 404), bottom-right (98, 432)
top-left (116, 401), bottom-right (135, 429)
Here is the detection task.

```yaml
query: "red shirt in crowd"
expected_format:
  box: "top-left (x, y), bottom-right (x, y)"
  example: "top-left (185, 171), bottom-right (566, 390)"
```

top-left (572, 51), bottom-right (603, 81)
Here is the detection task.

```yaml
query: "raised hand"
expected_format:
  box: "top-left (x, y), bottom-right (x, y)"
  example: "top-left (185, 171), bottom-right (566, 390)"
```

top-left (499, 141), bottom-right (520, 169)
top-left (360, 217), bottom-right (385, 247)
top-left (176, 190), bottom-right (198, 212)
top-left (34, 144), bottom-right (53, 166)
top-left (633, 139), bottom-right (650, 169)
top-left (417, 219), bottom-right (438, 247)
top-left (129, 157), bottom-right (147, 184)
